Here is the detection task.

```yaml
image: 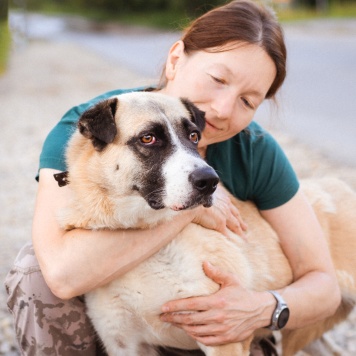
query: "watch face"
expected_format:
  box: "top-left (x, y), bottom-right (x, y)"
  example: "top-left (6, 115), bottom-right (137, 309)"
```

top-left (278, 308), bottom-right (290, 329)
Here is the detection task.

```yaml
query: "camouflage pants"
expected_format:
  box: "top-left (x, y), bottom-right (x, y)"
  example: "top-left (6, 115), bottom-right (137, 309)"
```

top-left (4, 242), bottom-right (104, 356)
top-left (5, 243), bottom-right (270, 356)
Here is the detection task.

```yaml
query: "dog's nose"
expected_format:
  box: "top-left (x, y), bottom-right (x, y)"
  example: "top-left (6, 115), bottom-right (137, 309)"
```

top-left (189, 167), bottom-right (219, 195)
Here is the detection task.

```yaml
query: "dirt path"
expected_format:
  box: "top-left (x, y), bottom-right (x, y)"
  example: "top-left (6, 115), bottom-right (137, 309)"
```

top-left (0, 40), bottom-right (355, 355)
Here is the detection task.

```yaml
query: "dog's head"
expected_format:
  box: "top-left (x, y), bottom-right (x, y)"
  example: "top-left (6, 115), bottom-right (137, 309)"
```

top-left (68, 92), bottom-right (219, 218)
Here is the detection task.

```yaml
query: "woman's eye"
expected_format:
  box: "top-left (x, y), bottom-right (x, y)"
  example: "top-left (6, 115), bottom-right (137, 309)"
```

top-left (211, 75), bottom-right (226, 85)
top-left (140, 135), bottom-right (156, 145)
top-left (242, 97), bottom-right (253, 109)
top-left (189, 132), bottom-right (199, 144)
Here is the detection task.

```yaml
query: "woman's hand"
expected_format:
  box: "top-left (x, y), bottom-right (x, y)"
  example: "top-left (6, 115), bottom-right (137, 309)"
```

top-left (160, 262), bottom-right (274, 346)
top-left (192, 185), bottom-right (248, 239)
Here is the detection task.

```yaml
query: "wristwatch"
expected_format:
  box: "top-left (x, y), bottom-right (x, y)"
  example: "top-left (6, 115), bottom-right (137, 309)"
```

top-left (267, 290), bottom-right (290, 330)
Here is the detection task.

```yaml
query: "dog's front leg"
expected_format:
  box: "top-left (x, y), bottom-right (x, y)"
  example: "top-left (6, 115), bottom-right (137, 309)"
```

top-left (198, 337), bottom-right (253, 356)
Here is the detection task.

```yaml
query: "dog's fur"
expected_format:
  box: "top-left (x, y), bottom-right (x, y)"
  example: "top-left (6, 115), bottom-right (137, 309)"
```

top-left (58, 92), bottom-right (356, 356)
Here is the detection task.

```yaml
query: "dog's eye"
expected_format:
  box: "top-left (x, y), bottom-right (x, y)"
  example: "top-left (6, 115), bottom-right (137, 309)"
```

top-left (189, 132), bottom-right (199, 144)
top-left (140, 135), bottom-right (156, 145)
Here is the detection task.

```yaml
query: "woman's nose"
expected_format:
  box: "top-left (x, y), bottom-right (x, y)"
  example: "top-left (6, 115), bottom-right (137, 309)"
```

top-left (212, 93), bottom-right (235, 120)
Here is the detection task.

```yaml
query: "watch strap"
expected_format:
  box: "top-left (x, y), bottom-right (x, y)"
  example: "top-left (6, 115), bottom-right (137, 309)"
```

top-left (267, 290), bottom-right (289, 330)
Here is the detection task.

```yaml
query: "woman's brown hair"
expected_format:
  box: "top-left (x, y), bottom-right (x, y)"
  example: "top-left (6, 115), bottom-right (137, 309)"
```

top-left (161, 0), bottom-right (286, 99)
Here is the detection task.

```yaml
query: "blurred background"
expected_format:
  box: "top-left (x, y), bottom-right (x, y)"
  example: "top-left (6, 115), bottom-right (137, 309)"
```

top-left (0, 0), bottom-right (356, 354)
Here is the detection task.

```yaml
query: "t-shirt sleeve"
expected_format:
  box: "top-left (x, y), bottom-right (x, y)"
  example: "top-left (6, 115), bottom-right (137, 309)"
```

top-left (250, 130), bottom-right (299, 210)
top-left (38, 107), bottom-right (79, 173)
top-left (206, 122), bottom-right (299, 210)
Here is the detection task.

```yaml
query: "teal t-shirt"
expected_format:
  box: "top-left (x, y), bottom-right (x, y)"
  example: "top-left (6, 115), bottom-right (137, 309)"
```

top-left (38, 87), bottom-right (299, 210)
top-left (206, 125), bottom-right (299, 210)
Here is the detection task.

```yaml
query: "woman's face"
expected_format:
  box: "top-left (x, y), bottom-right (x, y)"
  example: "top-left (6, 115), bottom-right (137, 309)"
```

top-left (160, 41), bottom-right (277, 147)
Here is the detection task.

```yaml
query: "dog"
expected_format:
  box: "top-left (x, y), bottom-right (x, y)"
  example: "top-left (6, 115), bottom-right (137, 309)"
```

top-left (56, 91), bottom-right (356, 356)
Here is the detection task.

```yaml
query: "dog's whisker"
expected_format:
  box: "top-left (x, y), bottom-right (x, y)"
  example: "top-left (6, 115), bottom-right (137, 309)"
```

top-left (143, 188), bottom-right (166, 200)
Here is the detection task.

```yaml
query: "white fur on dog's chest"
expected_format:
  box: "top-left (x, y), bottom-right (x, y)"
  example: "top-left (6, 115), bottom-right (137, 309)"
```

top-left (85, 225), bottom-right (221, 352)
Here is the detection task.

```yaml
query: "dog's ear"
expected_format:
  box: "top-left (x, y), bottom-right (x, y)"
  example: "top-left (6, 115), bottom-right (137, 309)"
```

top-left (78, 98), bottom-right (118, 151)
top-left (181, 98), bottom-right (206, 132)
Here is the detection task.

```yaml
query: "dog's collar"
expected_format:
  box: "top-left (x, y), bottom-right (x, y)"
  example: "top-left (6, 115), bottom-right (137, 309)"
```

top-left (54, 171), bottom-right (69, 187)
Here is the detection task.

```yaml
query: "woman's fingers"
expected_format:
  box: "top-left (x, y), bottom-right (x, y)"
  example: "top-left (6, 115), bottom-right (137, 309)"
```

top-left (191, 185), bottom-right (248, 239)
top-left (214, 187), bottom-right (248, 238)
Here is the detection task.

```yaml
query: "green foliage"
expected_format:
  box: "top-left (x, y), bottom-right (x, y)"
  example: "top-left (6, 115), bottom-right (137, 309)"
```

top-left (0, 20), bottom-right (11, 75)
top-left (17, 0), bottom-right (229, 28)
top-left (12, 0), bottom-right (356, 29)
top-left (0, 0), bottom-right (8, 20)
top-left (113, 10), bottom-right (191, 30)
top-left (23, 0), bottom-right (224, 15)
top-left (276, 0), bottom-right (356, 20)
top-left (0, 0), bottom-right (10, 74)
top-left (80, 0), bottom-right (223, 14)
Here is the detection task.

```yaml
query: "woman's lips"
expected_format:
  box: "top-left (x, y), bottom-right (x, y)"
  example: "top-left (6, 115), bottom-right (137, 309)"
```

top-left (205, 120), bottom-right (221, 131)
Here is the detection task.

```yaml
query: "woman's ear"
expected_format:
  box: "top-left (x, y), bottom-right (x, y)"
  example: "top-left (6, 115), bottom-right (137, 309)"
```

top-left (165, 40), bottom-right (185, 81)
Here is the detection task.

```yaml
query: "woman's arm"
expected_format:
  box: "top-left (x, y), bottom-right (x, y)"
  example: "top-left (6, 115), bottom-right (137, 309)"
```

top-left (33, 169), bottom-right (241, 300)
top-left (260, 188), bottom-right (341, 328)
top-left (160, 188), bottom-right (341, 345)
top-left (33, 169), bottom-right (198, 299)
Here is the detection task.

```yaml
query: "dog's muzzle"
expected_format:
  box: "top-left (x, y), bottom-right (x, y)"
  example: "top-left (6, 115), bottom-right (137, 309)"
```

top-left (184, 166), bottom-right (219, 209)
top-left (189, 167), bottom-right (219, 197)
top-left (145, 166), bottom-right (219, 211)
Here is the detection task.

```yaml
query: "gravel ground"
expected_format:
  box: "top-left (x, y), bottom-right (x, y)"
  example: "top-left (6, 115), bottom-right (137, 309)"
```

top-left (0, 40), bottom-right (355, 355)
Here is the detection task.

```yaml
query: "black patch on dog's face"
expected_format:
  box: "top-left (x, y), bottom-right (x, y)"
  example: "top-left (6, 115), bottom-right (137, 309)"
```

top-left (173, 118), bottom-right (201, 155)
top-left (126, 99), bottom-right (207, 210)
top-left (126, 112), bottom-right (203, 210)
top-left (127, 122), bottom-right (174, 210)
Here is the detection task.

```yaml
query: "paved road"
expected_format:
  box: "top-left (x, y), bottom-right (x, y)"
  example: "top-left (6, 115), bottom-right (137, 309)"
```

top-left (9, 13), bottom-right (356, 167)
top-left (268, 21), bottom-right (356, 168)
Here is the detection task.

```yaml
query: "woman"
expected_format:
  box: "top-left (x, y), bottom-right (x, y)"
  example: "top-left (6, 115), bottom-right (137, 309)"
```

top-left (5, 1), bottom-right (340, 355)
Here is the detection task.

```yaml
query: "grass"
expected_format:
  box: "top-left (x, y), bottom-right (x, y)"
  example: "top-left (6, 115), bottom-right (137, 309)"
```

top-left (0, 20), bottom-right (11, 75)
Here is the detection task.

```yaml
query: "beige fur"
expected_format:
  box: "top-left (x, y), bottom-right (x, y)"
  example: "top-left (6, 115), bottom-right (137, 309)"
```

top-left (59, 92), bottom-right (356, 356)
